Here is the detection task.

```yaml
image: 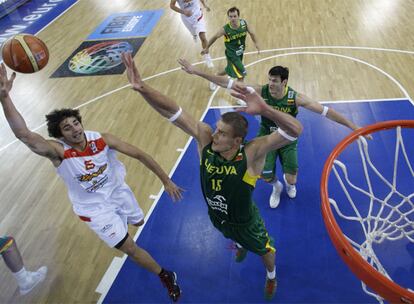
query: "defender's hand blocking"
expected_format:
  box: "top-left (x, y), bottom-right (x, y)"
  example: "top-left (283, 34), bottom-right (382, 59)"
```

top-left (164, 180), bottom-right (184, 202)
top-left (230, 86), bottom-right (268, 115)
top-left (178, 58), bottom-right (196, 75)
top-left (0, 64), bottom-right (16, 101)
top-left (121, 52), bottom-right (144, 91)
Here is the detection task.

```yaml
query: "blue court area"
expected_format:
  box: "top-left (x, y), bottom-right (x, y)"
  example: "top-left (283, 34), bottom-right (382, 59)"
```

top-left (103, 99), bottom-right (414, 303)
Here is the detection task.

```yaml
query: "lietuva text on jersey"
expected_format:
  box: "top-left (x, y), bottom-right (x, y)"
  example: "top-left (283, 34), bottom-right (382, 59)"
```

top-left (200, 143), bottom-right (258, 224)
top-left (204, 158), bottom-right (238, 175)
top-left (224, 31), bottom-right (247, 43)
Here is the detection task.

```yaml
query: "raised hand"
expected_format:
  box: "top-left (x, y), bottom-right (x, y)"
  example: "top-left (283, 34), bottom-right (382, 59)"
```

top-left (164, 180), bottom-right (184, 202)
top-left (200, 48), bottom-right (209, 55)
top-left (177, 58), bottom-right (196, 74)
top-left (230, 86), bottom-right (268, 115)
top-left (0, 64), bottom-right (16, 101)
top-left (121, 52), bottom-right (144, 91)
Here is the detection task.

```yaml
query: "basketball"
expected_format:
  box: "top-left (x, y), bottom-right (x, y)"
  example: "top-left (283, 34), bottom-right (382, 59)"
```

top-left (1, 34), bottom-right (49, 73)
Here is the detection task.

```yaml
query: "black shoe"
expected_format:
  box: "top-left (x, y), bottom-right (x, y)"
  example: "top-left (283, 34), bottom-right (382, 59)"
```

top-left (159, 269), bottom-right (181, 302)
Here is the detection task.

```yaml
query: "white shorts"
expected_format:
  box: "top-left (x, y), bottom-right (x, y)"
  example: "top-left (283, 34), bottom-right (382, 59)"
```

top-left (181, 9), bottom-right (206, 36)
top-left (78, 184), bottom-right (144, 248)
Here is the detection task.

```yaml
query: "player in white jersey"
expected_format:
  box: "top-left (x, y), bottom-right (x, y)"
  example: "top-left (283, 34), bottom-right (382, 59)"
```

top-left (170, 0), bottom-right (214, 68)
top-left (0, 64), bottom-right (182, 302)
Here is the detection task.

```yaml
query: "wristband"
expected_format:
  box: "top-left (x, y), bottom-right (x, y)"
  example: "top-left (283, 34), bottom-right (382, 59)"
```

top-left (227, 79), bottom-right (234, 90)
top-left (321, 106), bottom-right (329, 117)
top-left (277, 128), bottom-right (297, 141)
top-left (168, 107), bottom-right (183, 122)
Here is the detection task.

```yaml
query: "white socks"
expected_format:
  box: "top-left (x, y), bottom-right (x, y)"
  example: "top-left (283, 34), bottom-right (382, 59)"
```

top-left (203, 54), bottom-right (214, 68)
top-left (13, 267), bottom-right (28, 285)
top-left (14, 266), bottom-right (48, 295)
top-left (267, 267), bottom-right (276, 280)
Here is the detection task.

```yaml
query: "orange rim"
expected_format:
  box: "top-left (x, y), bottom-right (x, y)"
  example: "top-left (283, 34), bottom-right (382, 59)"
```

top-left (321, 120), bottom-right (414, 303)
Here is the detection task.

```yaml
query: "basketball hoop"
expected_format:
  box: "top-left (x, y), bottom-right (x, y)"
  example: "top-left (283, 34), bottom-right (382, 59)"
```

top-left (321, 120), bottom-right (414, 303)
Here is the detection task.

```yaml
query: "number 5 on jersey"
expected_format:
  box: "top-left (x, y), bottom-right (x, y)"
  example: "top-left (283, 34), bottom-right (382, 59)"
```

top-left (84, 160), bottom-right (95, 170)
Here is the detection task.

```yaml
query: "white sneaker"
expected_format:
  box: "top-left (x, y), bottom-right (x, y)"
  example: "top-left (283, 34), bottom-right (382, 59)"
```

top-left (19, 266), bottom-right (47, 295)
top-left (283, 175), bottom-right (297, 198)
top-left (206, 59), bottom-right (214, 68)
top-left (204, 55), bottom-right (214, 68)
top-left (269, 181), bottom-right (283, 208)
top-left (192, 34), bottom-right (198, 42)
top-left (209, 82), bottom-right (217, 91)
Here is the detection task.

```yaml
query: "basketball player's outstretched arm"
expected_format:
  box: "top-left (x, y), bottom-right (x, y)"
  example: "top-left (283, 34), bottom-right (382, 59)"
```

top-left (122, 52), bottom-right (212, 155)
top-left (231, 86), bottom-right (303, 175)
top-left (296, 93), bottom-right (372, 139)
top-left (247, 23), bottom-right (260, 54)
top-left (0, 64), bottom-right (60, 163)
top-left (102, 133), bottom-right (183, 202)
top-left (178, 58), bottom-right (261, 92)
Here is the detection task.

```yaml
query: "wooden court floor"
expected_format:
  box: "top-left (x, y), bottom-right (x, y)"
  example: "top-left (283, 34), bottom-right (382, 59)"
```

top-left (1, 0), bottom-right (414, 302)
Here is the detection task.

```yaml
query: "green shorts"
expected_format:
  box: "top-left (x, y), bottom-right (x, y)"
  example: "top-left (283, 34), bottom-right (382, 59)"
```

top-left (209, 204), bottom-right (275, 256)
top-left (257, 125), bottom-right (298, 181)
top-left (224, 50), bottom-right (246, 79)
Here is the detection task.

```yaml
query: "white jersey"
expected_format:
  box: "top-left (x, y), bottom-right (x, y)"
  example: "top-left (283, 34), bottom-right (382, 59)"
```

top-left (56, 131), bottom-right (127, 216)
top-left (176, 0), bottom-right (201, 15)
top-left (176, 0), bottom-right (205, 36)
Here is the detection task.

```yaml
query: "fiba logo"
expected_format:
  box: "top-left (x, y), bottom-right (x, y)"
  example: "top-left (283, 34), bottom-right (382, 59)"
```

top-left (68, 41), bottom-right (133, 74)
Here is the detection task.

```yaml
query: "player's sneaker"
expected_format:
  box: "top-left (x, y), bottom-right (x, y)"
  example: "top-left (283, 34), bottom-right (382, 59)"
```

top-left (159, 269), bottom-right (181, 302)
top-left (204, 54), bottom-right (214, 68)
top-left (269, 180), bottom-right (283, 208)
top-left (264, 275), bottom-right (277, 300)
top-left (209, 82), bottom-right (217, 91)
top-left (19, 266), bottom-right (47, 295)
top-left (283, 174), bottom-right (297, 198)
top-left (234, 244), bottom-right (248, 263)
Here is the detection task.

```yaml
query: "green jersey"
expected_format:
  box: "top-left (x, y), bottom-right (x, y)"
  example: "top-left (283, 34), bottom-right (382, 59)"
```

top-left (223, 19), bottom-right (248, 57)
top-left (200, 143), bottom-right (258, 225)
top-left (261, 85), bottom-right (298, 131)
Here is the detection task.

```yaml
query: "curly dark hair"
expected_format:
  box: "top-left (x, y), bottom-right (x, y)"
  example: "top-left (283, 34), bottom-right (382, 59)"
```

top-left (45, 108), bottom-right (82, 138)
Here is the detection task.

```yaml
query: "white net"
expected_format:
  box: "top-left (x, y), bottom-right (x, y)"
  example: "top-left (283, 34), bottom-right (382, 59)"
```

top-left (328, 126), bottom-right (414, 302)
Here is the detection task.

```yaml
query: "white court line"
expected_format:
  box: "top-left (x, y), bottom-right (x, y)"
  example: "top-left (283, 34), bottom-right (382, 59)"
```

top-left (242, 51), bottom-right (412, 105)
top-left (96, 135), bottom-right (194, 303)
top-left (35, 1), bottom-right (81, 35)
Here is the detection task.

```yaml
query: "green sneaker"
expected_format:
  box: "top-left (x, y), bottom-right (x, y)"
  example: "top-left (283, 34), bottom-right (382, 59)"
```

top-left (264, 276), bottom-right (277, 300)
top-left (235, 245), bottom-right (248, 263)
